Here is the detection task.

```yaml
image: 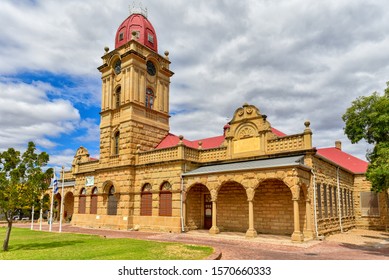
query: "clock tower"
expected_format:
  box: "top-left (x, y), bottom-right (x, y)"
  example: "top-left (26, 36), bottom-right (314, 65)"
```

top-left (98, 8), bottom-right (174, 166)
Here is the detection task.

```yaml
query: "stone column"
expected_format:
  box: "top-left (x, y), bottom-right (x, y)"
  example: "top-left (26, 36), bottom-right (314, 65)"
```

top-left (291, 198), bottom-right (304, 242)
top-left (182, 191), bottom-right (187, 231)
top-left (304, 198), bottom-right (314, 239)
top-left (245, 188), bottom-right (257, 238)
top-left (209, 189), bottom-right (219, 234)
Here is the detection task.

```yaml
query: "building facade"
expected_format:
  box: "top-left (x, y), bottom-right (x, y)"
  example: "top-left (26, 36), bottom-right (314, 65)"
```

top-left (53, 9), bottom-right (388, 241)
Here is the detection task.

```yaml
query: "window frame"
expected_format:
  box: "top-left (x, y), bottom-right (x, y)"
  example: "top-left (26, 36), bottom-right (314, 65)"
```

top-left (159, 182), bottom-right (172, 217)
top-left (140, 184), bottom-right (152, 216)
top-left (360, 191), bottom-right (380, 217)
top-left (113, 131), bottom-right (120, 155)
top-left (107, 186), bottom-right (118, 216)
top-left (90, 187), bottom-right (98, 215)
top-left (78, 188), bottom-right (87, 214)
top-left (145, 88), bottom-right (154, 109)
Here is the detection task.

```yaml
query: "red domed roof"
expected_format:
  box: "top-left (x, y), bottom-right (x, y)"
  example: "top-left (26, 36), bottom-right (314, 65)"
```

top-left (115, 13), bottom-right (158, 52)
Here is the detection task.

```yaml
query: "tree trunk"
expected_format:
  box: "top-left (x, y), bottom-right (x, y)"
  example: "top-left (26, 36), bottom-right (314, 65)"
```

top-left (3, 220), bottom-right (12, 251)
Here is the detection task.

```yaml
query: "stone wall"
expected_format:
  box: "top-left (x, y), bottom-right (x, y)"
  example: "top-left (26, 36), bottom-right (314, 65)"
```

top-left (131, 161), bottom-right (184, 232)
top-left (353, 175), bottom-right (389, 230)
top-left (309, 156), bottom-right (356, 235)
top-left (254, 179), bottom-right (294, 235)
top-left (217, 183), bottom-right (248, 232)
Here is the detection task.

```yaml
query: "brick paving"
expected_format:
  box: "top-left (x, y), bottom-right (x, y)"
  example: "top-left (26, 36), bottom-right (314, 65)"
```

top-left (12, 223), bottom-right (389, 260)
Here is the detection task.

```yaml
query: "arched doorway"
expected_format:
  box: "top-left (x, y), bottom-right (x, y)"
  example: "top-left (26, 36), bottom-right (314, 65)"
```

top-left (185, 184), bottom-right (211, 230)
top-left (217, 181), bottom-right (248, 232)
top-left (107, 186), bottom-right (117, 215)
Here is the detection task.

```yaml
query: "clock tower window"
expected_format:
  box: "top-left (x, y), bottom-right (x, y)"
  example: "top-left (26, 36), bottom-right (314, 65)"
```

top-left (145, 88), bottom-right (154, 109)
top-left (115, 86), bottom-right (121, 109)
top-left (113, 131), bottom-right (120, 155)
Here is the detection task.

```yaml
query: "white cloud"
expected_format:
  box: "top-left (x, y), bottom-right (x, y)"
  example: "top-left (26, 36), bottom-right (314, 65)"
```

top-left (48, 149), bottom-right (76, 170)
top-left (0, 80), bottom-right (80, 151)
top-left (75, 118), bottom-right (100, 142)
top-left (1, 0), bottom-right (388, 163)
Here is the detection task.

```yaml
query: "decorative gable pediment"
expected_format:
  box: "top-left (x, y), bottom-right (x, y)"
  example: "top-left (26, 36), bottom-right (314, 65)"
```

top-left (225, 104), bottom-right (274, 139)
top-left (224, 103), bottom-right (279, 157)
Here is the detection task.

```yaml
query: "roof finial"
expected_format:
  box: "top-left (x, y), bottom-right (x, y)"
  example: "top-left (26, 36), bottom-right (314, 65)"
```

top-left (129, 1), bottom-right (148, 18)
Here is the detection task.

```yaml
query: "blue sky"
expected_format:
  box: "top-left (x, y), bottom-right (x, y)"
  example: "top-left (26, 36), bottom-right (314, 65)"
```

top-left (1, 0), bottom-right (388, 171)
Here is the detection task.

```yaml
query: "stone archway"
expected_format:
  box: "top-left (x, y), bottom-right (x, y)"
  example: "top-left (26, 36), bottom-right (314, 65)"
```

top-left (64, 192), bottom-right (74, 222)
top-left (218, 181), bottom-right (248, 232)
top-left (254, 179), bottom-right (293, 235)
top-left (185, 184), bottom-right (210, 230)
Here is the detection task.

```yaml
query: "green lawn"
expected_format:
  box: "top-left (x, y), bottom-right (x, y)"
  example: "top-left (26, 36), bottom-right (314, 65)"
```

top-left (0, 227), bottom-right (213, 260)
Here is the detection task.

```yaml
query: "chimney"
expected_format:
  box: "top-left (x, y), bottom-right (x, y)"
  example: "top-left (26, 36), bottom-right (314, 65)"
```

top-left (335, 140), bottom-right (342, 150)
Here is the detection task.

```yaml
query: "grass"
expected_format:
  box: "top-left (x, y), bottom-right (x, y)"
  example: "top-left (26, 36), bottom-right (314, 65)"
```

top-left (0, 227), bottom-right (213, 260)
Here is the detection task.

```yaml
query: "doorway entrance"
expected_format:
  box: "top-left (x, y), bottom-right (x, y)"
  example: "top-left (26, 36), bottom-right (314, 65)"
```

top-left (204, 194), bottom-right (212, 229)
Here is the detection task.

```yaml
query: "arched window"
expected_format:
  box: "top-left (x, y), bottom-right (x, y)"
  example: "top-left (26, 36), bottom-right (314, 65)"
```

top-left (115, 86), bottom-right (121, 109)
top-left (78, 188), bottom-right (86, 214)
top-left (159, 182), bottom-right (172, 216)
top-left (114, 131), bottom-right (120, 155)
top-left (140, 183), bottom-right (152, 216)
top-left (90, 187), bottom-right (98, 214)
top-left (145, 88), bottom-right (154, 109)
top-left (107, 186), bottom-right (117, 215)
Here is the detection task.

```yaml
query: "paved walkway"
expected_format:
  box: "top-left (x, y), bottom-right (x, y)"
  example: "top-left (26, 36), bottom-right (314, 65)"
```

top-left (13, 223), bottom-right (389, 260)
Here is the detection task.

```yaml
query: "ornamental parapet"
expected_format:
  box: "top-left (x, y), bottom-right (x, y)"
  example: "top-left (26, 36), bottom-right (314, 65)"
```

top-left (138, 146), bottom-right (179, 164)
top-left (136, 145), bottom-right (228, 165)
top-left (63, 170), bottom-right (75, 180)
top-left (199, 147), bottom-right (227, 162)
top-left (267, 133), bottom-right (307, 153)
top-left (77, 160), bottom-right (99, 173)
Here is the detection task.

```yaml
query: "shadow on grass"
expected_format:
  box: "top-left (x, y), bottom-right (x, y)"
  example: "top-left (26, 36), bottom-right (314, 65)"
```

top-left (12, 240), bottom-right (86, 251)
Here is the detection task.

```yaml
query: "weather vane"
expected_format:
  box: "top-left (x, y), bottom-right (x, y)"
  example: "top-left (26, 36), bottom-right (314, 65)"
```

top-left (129, 1), bottom-right (148, 18)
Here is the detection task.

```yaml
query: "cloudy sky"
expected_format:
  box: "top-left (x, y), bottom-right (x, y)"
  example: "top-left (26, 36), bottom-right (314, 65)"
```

top-left (0, 0), bottom-right (388, 169)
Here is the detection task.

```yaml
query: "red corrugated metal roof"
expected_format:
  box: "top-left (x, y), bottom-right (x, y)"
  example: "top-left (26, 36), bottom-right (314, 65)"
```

top-left (155, 134), bottom-right (225, 149)
top-left (316, 147), bottom-right (368, 174)
top-left (271, 127), bottom-right (286, 137)
top-left (156, 127), bottom-right (286, 150)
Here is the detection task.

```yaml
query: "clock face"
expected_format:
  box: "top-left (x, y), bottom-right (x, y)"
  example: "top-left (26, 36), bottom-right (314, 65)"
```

top-left (114, 60), bottom-right (121, 75)
top-left (146, 60), bottom-right (156, 76)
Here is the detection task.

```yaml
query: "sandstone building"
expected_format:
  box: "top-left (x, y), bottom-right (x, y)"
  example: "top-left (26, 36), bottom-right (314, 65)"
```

top-left (53, 8), bottom-right (388, 241)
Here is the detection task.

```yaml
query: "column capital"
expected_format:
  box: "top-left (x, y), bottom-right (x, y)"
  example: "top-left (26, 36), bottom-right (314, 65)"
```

top-left (210, 189), bottom-right (218, 202)
top-left (246, 188), bottom-right (255, 201)
top-left (291, 184), bottom-right (301, 200)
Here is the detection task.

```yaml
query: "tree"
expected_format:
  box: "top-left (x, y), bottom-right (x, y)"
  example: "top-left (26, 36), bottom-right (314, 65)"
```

top-left (342, 82), bottom-right (389, 192)
top-left (0, 142), bottom-right (51, 251)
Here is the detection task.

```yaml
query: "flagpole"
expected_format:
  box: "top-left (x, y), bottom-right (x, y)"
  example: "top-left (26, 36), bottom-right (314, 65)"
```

top-left (59, 166), bottom-right (65, 233)
top-left (30, 206), bottom-right (34, 230)
top-left (49, 168), bottom-right (56, 232)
